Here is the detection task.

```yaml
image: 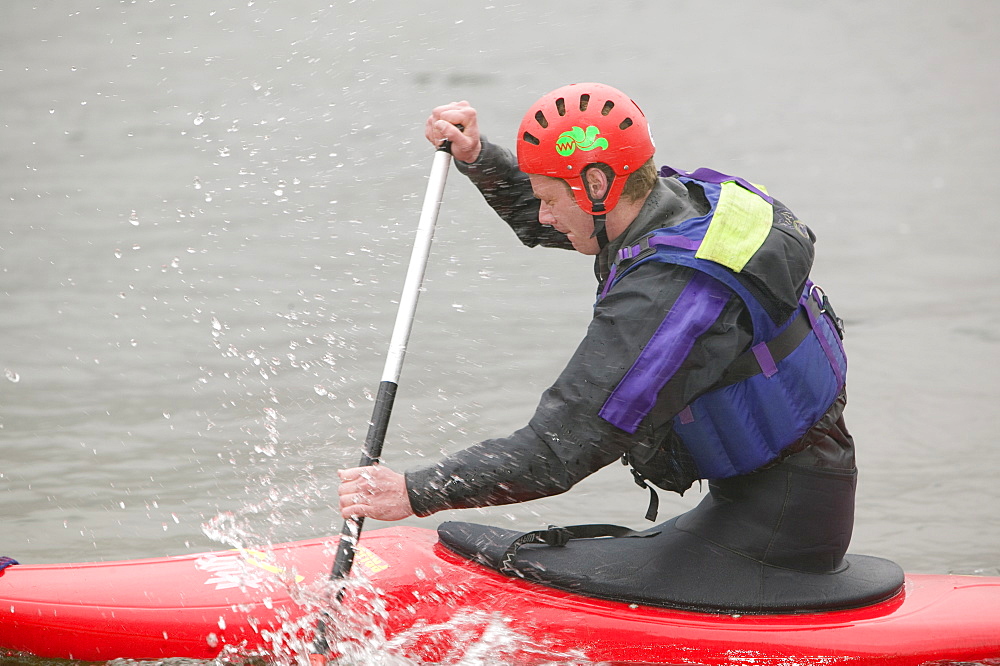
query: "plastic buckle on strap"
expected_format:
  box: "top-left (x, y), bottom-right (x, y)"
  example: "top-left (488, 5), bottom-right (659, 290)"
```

top-left (616, 235), bottom-right (656, 266)
top-left (633, 235), bottom-right (656, 262)
top-left (538, 526), bottom-right (572, 548)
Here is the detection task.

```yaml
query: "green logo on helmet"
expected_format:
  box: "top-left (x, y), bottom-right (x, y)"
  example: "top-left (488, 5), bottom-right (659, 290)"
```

top-left (555, 126), bottom-right (609, 157)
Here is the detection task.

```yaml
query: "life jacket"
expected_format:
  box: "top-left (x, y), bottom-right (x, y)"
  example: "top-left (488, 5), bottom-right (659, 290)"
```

top-left (597, 167), bottom-right (847, 483)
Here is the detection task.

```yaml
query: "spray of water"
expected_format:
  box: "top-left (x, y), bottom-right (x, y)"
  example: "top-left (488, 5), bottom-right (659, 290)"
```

top-left (203, 506), bottom-right (591, 665)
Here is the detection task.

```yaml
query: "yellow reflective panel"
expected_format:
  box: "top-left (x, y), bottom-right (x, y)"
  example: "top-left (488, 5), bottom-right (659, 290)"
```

top-left (696, 181), bottom-right (773, 272)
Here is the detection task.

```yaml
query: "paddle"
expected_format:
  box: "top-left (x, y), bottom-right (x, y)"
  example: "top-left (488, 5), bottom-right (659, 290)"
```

top-left (311, 133), bottom-right (458, 660)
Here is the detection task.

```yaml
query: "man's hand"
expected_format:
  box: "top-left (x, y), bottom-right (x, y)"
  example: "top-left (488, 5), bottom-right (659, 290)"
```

top-left (337, 464), bottom-right (414, 521)
top-left (425, 101), bottom-right (481, 163)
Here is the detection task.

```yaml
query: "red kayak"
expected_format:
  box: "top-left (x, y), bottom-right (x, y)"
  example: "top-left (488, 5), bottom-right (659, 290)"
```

top-left (1, 525), bottom-right (998, 664)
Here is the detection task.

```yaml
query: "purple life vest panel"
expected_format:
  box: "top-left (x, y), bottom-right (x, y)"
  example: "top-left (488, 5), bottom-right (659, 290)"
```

top-left (598, 172), bottom-right (846, 479)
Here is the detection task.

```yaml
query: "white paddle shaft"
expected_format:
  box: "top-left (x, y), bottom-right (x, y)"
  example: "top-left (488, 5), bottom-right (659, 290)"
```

top-left (381, 148), bottom-right (452, 383)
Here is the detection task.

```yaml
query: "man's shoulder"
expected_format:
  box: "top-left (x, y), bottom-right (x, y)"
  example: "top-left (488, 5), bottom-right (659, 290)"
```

top-left (598, 260), bottom-right (699, 309)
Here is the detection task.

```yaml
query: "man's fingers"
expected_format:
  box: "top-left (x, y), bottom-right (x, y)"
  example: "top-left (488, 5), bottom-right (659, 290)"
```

top-left (433, 119), bottom-right (462, 143)
top-left (339, 492), bottom-right (368, 518)
top-left (336, 463), bottom-right (412, 521)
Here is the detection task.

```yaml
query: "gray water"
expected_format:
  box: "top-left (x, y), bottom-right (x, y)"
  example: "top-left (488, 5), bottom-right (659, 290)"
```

top-left (2, 0), bottom-right (999, 662)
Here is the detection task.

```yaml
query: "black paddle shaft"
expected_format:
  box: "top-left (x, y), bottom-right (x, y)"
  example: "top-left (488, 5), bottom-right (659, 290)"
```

top-left (312, 381), bottom-right (396, 654)
top-left (329, 379), bottom-right (396, 581)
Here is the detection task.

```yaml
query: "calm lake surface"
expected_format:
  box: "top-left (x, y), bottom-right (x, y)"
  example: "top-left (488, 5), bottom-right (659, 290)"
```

top-left (2, 0), bottom-right (998, 663)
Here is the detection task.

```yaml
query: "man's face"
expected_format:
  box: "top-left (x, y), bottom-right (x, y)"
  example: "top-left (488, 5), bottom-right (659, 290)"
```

top-left (529, 174), bottom-right (600, 255)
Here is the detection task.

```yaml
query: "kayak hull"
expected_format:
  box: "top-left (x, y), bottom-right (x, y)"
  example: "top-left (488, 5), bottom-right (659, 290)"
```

top-left (1, 526), bottom-right (998, 663)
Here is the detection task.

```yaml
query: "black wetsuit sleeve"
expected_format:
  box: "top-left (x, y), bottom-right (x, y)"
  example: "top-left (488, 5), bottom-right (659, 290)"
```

top-left (454, 139), bottom-right (575, 250)
top-left (405, 261), bottom-right (753, 516)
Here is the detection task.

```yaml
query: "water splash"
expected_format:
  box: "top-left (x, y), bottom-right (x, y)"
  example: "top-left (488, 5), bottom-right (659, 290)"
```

top-left (267, 578), bottom-right (589, 666)
top-left (199, 510), bottom-right (590, 665)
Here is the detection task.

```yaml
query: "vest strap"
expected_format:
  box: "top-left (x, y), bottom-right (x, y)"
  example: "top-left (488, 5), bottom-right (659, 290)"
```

top-left (715, 299), bottom-right (816, 387)
top-left (752, 342), bottom-right (779, 378)
top-left (600, 233), bottom-right (705, 300)
top-left (659, 165), bottom-right (773, 204)
top-left (805, 285), bottom-right (846, 389)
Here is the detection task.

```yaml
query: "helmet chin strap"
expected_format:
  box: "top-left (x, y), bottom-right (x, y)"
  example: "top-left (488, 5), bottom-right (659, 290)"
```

top-left (584, 165), bottom-right (611, 251)
top-left (590, 202), bottom-right (610, 250)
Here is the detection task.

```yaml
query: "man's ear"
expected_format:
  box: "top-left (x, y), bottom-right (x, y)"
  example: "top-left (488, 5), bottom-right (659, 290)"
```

top-left (583, 166), bottom-right (610, 202)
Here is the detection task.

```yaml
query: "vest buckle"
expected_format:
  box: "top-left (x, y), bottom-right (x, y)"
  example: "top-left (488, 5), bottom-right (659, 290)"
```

top-left (615, 234), bottom-right (657, 268)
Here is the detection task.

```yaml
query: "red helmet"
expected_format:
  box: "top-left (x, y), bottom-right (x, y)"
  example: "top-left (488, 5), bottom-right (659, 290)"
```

top-left (517, 82), bottom-right (654, 215)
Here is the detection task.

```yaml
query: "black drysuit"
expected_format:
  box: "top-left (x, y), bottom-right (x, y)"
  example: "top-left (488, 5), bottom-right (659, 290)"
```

top-left (405, 140), bottom-right (856, 578)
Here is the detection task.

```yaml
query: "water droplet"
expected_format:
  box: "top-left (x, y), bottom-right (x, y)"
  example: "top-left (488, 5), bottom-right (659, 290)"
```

top-left (4, 369), bottom-right (20, 383)
top-left (114, 249), bottom-right (122, 259)
top-left (193, 177), bottom-right (202, 190)
top-left (252, 81), bottom-right (262, 91)
top-left (193, 113), bottom-right (205, 126)
top-left (313, 385), bottom-right (328, 396)
top-left (129, 210), bottom-right (139, 226)
top-left (218, 146), bottom-right (230, 157)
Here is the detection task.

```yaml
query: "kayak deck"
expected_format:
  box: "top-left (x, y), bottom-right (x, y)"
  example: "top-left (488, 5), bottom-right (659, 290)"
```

top-left (0, 526), bottom-right (998, 663)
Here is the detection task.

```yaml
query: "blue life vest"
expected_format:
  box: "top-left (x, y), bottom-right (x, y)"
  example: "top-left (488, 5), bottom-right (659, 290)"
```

top-left (598, 169), bottom-right (847, 480)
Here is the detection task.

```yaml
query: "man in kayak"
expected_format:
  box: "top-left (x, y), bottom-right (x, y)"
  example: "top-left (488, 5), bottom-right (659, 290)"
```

top-left (339, 82), bottom-right (857, 581)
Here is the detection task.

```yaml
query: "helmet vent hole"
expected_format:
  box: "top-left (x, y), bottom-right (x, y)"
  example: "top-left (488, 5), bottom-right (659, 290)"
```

top-left (555, 97), bottom-right (566, 116)
top-left (522, 131), bottom-right (540, 146)
top-left (579, 94), bottom-right (590, 112)
top-left (601, 100), bottom-right (615, 116)
top-left (534, 111), bottom-right (548, 129)
top-left (619, 117), bottom-right (634, 130)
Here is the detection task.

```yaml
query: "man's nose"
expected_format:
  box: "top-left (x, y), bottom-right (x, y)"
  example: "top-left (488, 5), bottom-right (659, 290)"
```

top-left (538, 202), bottom-right (555, 226)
